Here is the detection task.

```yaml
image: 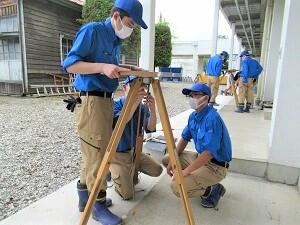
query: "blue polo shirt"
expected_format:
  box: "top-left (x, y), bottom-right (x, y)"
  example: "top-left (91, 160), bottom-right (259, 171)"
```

top-left (241, 57), bottom-right (263, 84)
top-left (181, 106), bottom-right (232, 162)
top-left (113, 96), bottom-right (154, 152)
top-left (63, 18), bottom-right (121, 92)
top-left (206, 55), bottom-right (223, 77)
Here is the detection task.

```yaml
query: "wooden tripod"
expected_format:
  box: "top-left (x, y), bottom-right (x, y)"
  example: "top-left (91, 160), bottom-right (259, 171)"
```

top-left (79, 71), bottom-right (195, 225)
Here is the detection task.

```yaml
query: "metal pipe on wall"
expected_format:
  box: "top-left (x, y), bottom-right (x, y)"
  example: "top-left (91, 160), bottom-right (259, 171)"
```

top-left (18, 0), bottom-right (28, 94)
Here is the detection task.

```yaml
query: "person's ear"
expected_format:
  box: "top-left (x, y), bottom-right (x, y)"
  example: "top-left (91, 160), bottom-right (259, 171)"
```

top-left (112, 11), bottom-right (120, 21)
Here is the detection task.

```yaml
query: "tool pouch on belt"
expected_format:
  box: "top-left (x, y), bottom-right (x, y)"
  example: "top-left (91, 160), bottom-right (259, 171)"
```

top-left (63, 96), bottom-right (81, 112)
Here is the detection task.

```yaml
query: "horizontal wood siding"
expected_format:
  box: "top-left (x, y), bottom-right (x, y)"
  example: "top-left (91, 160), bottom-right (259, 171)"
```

top-left (23, 0), bottom-right (81, 84)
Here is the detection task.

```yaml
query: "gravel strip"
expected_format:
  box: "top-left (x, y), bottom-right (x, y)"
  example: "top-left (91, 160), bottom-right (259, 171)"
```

top-left (0, 82), bottom-right (192, 221)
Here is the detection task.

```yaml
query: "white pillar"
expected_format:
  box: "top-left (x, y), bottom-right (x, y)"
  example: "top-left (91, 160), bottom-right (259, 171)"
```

top-left (198, 57), bottom-right (204, 74)
top-left (192, 43), bottom-right (199, 79)
top-left (140, 0), bottom-right (156, 71)
top-left (262, 0), bottom-right (285, 103)
top-left (211, 0), bottom-right (220, 56)
top-left (237, 38), bottom-right (242, 70)
top-left (257, 0), bottom-right (274, 103)
top-left (229, 23), bottom-right (235, 69)
top-left (267, 0), bottom-right (300, 184)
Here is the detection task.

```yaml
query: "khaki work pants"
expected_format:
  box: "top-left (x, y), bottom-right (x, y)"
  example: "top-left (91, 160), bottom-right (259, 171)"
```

top-left (207, 76), bottom-right (220, 103)
top-left (231, 81), bottom-right (239, 107)
top-left (162, 152), bottom-right (227, 198)
top-left (75, 95), bottom-right (113, 193)
top-left (238, 78), bottom-right (254, 104)
top-left (110, 151), bottom-right (163, 200)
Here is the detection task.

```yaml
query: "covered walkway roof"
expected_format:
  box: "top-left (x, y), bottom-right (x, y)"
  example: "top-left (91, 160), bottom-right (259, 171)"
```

top-left (221, 0), bottom-right (267, 56)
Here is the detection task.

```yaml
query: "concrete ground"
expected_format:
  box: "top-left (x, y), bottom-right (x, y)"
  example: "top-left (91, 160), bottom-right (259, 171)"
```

top-left (1, 96), bottom-right (299, 225)
top-left (126, 173), bottom-right (300, 225)
top-left (218, 98), bottom-right (270, 161)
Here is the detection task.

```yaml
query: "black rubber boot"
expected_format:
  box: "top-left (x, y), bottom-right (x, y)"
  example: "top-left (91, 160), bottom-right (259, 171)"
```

top-left (77, 181), bottom-right (89, 212)
top-left (244, 103), bottom-right (251, 113)
top-left (235, 104), bottom-right (244, 113)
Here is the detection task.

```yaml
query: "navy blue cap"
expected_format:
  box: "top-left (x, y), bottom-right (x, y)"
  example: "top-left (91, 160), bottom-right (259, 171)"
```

top-left (240, 50), bottom-right (250, 57)
top-left (124, 75), bottom-right (136, 85)
top-left (114, 0), bottom-right (148, 29)
top-left (220, 51), bottom-right (229, 60)
top-left (182, 83), bottom-right (211, 97)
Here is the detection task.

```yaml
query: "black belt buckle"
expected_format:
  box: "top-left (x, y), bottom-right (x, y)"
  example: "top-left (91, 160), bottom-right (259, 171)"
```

top-left (211, 158), bottom-right (229, 168)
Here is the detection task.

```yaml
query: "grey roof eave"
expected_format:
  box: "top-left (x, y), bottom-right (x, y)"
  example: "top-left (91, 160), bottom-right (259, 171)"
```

top-left (47, 0), bottom-right (82, 12)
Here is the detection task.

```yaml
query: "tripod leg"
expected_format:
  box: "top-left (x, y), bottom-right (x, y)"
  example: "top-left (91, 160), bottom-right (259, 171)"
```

top-left (79, 78), bottom-right (143, 225)
top-left (152, 79), bottom-right (195, 225)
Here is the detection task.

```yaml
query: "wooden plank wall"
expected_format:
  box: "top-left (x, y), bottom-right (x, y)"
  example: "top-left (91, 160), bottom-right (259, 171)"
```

top-left (23, 0), bottom-right (81, 85)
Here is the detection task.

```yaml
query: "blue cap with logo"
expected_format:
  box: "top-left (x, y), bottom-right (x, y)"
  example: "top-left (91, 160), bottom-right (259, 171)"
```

top-left (114, 0), bottom-right (148, 29)
top-left (240, 50), bottom-right (250, 57)
top-left (123, 75), bottom-right (137, 85)
top-left (182, 83), bottom-right (212, 97)
top-left (220, 51), bottom-right (229, 60)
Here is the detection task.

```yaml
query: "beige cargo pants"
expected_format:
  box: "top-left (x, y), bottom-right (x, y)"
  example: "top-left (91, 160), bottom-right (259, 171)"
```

top-left (207, 76), bottom-right (220, 103)
top-left (162, 152), bottom-right (227, 198)
top-left (238, 78), bottom-right (254, 104)
top-left (110, 151), bottom-right (163, 200)
top-left (75, 95), bottom-right (113, 196)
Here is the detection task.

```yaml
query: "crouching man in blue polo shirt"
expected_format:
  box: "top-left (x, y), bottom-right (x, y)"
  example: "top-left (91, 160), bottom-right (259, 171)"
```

top-left (110, 76), bottom-right (163, 200)
top-left (162, 83), bottom-right (232, 208)
top-left (63, 1), bottom-right (148, 224)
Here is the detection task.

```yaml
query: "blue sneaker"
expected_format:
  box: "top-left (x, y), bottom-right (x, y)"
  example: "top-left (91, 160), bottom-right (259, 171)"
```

top-left (201, 183), bottom-right (226, 208)
top-left (92, 201), bottom-right (122, 225)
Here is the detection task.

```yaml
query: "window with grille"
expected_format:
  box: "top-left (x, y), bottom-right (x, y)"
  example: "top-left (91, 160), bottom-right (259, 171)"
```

top-left (60, 34), bottom-right (73, 63)
top-left (0, 37), bottom-right (21, 60)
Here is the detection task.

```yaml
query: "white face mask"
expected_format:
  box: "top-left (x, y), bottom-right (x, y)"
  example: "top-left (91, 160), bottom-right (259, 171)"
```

top-left (189, 96), bottom-right (209, 111)
top-left (189, 98), bottom-right (198, 110)
top-left (114, 17), bottom-right (133, 39)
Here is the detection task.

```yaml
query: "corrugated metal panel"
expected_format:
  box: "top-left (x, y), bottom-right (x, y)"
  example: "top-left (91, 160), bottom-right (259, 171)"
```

top-left (0, 15), bottom-right (18, 33)
top-left (0, 60), bottom-right (22, 81)
top-left (0, 81), bottom-right (22, 94)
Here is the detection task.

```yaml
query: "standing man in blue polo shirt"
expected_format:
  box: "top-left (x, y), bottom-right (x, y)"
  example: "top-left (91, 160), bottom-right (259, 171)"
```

top-left (63, 1), bottom-right (148, 224)
top-left (236, 50), bottom-right (263, 113)
top-left (110, 76), bottom-right (162, 200)
top-left (206, 51), bottom-right (229, 106)
top-left (162, 83), bottom-right (232, 209)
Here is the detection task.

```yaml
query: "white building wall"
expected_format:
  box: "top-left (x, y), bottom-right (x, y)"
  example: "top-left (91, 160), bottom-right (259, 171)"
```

top-left (268, 0), bottom-right (300, 169)
top-left (171, 39), bottom-right (240, 78)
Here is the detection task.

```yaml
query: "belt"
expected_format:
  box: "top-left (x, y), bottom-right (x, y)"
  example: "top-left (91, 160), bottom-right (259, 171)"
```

top-left (117, 149), bottom-right (132, 153)
top-left (211, 158), bottom-right (229, 168)
top-left (80, 91), bottom-right (112, 98)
